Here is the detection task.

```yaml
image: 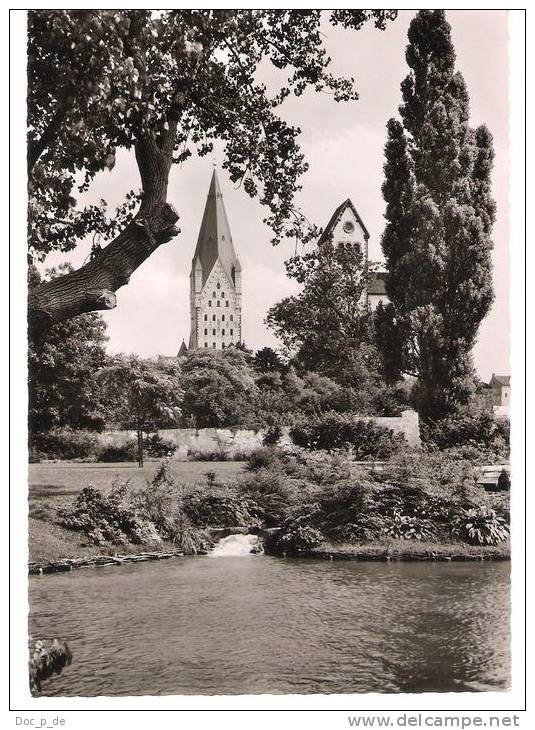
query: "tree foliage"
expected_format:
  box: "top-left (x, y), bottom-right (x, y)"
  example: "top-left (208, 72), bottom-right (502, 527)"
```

top-left (98, 355), bottom-right (182, 431)
top-left (376, 10), bottom-right (495, 420)
top-left (28, 265), bottom-right (108, 432)
top-left (27, 9), bottom-right (396, 334)
top-left (266, 239), bottom-right (382, 388)
top-left (179, 347), bottom-right (258, 428)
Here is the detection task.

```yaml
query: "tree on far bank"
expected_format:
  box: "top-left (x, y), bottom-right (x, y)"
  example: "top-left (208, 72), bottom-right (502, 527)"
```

top-left (27, 9), bottom-right (396, 338)
top-left (376, 10), bottom-right (495, 421)
top-left (28, 264), bottom-right (108, 433)
top-left (266, 239), bottom-right (383, 391)
top-left (179, 348), bottom-right (258, 428)
top-left (252, 347), bottom-right (286, 374)
top-left (98, 355), bottom-right (182, 466)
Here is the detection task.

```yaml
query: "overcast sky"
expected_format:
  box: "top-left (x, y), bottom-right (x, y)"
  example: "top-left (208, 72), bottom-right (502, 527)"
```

top-left (42, 10), bottom-right (510, 381)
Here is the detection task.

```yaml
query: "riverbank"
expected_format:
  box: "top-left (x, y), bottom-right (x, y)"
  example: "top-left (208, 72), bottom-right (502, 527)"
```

top-left (29, 458), bottom-right (511, 570)
top-left (29, 523), bottom-right (510, 575)
top-left (301, 540), bottom-right (510, 562)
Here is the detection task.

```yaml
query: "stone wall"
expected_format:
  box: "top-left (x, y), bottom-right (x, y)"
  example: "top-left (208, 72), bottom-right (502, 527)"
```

top-left (100, 409), bottom-right (420, 458)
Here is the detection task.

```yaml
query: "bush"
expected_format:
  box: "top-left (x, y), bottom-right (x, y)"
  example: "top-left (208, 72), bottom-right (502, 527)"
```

top-left (183, 491), bottom-right (261, 528)
top-left (29, 428), bottom-right (100, 461)
top-left (263, 425), bottom-right (283, 446)
top-left (246, 446), bottom-right (280, 472)
top-left (289, 412), bottom-right (406, 460)
top-left (58, 484), bottom-right (157, 546)
top-left (97, 440), bottom-right (138, 462)
top-left (452, 507), bottom-right (509, 546)
top-left (422, 408), bottom-right (510, 455)
top-left (276, 525), bottom-right (323, 553)
top-left (144, 433), bottom-right (177, 458)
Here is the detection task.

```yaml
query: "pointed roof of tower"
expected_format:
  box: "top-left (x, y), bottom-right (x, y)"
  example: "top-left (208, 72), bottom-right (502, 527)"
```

top-left (318, 198), bottom-right (370, 245)
top-left (177, 340), bottom-right (188, 357)
top-left (192, 170), bottom-right (240, 286)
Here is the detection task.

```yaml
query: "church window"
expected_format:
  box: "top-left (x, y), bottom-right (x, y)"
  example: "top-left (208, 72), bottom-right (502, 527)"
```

top-left (217, 301), bottom-right (220, 307)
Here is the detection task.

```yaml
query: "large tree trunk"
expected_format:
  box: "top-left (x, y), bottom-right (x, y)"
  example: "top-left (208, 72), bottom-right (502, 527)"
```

top-left (28, 123), bottom-right (180, 339)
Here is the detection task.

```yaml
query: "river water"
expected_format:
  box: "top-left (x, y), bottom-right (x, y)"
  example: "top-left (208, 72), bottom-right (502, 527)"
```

top-left (29, 554), bottom-right (510, 696)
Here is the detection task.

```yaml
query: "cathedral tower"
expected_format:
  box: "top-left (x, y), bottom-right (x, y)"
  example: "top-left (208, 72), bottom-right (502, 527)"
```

top-left (188, 171), bottom-right (242, 350)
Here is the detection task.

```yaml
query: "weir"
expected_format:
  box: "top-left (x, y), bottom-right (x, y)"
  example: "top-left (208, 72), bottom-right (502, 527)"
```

top-left (209, 533), bottom-right (261, 557)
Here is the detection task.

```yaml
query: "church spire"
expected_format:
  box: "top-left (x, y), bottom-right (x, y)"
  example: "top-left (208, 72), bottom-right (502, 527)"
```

top-left (192, 169), bottom-right (240, 287)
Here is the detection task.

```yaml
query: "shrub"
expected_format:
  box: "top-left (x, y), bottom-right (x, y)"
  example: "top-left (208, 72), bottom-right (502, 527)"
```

top-left (183, 491), bottom-right (261, 528)
top-left (276, 525), bottom-right (323, 553)
top-left (240, 466), bottom-right (301, 526)
top-left (383, 509), bottom-right (436, 541)
top-left (452, 507), bottom-right (509, 546)
top-left (246, 446), bottom-right (280, 472)
top-left (29, 427), bottom-right (100, 461)
top-left (57, 463), bottom-right (213, 553)
top-left (290, 412), bottom-right (406, 460)
top-left (58, 484), bottom-right (156, 546)
top-left (263, 425), bottom-right (283, 446)
top-left (97, 440), bottom-right (138, 462)
top-left (422, 408), bottom-right (510, 455)
top-left (144, 433), bottom-right (177, 457)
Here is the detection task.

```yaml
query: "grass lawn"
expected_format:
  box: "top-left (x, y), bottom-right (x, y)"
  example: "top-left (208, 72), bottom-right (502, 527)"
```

top-left (29, 460), bottom-right (247, 503)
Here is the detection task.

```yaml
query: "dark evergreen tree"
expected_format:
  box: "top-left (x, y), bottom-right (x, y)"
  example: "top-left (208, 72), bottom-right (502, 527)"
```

top-left (377, 10), bottom-right (495, 420)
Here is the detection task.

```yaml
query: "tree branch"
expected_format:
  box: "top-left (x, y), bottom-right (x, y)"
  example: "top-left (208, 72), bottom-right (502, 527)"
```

top-left (29, 124), bottom-right (180, 338)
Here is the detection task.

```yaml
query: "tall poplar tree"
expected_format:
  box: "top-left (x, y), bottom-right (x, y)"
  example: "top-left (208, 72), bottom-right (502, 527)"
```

top-left (376, 10), bottom-right (495, 420)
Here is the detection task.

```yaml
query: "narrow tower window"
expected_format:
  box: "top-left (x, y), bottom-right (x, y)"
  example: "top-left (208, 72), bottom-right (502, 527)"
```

top-left (204, 314), bottom-right (208, 322)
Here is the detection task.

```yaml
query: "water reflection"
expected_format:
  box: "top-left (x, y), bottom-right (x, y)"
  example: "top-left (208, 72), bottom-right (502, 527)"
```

top-left (28, 557), bottom-right (510, 696)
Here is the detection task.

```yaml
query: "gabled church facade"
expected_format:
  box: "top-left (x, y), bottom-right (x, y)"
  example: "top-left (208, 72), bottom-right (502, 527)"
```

top-left (318, 198), bottom-right (388, 310)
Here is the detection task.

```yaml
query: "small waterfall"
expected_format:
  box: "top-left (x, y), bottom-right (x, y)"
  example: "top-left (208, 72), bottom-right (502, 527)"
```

top-left (209, 533), bottom-right (261, 557)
